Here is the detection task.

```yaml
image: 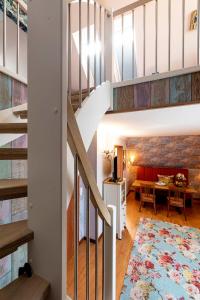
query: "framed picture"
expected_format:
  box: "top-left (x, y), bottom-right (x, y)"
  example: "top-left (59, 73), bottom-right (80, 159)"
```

top-left (190, 10), bottom-right (198, 31)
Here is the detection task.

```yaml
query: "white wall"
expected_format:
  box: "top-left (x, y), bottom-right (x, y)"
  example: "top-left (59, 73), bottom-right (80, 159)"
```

top-left (0, 11), bottom-right (27, 79)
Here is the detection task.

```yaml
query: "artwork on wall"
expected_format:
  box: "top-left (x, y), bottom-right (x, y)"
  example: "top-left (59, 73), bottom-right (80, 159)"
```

top-left (190, 10), bottom-right (198, 31)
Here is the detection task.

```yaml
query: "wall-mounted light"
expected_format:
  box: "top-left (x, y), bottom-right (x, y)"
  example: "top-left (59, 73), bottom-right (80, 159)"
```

top-left (103, 150), bottom-right (113, 160)
top-left (128, 154), bottom-right (135, 166)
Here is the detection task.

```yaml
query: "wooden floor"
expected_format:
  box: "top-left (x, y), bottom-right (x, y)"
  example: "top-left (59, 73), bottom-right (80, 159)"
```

top-left (67, 192), bottom-right (200, 299)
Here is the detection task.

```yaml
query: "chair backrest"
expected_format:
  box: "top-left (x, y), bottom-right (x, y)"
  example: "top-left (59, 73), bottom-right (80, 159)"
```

top-left (168, 186), bottom-right (186, 201)
top-left (140, 183), bottom-right (155, 197)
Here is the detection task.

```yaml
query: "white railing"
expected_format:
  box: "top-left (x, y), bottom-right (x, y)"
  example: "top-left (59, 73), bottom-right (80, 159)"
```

top-left (113, 0), bottom-right (200, 82)
top-left (68, 0), bottom-right (112, 108)
top-left (0, 0), bottom-right (27, 81)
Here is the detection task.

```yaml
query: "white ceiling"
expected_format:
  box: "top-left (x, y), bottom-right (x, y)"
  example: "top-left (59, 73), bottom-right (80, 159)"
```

top-left (100, 104), bottom-right (200, 138)
top-left (101, 0), bottom-right (137, 11)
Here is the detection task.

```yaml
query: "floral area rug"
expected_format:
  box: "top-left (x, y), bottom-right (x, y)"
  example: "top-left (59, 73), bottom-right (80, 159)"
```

top-left (120, 218), bottom-right (200, 300)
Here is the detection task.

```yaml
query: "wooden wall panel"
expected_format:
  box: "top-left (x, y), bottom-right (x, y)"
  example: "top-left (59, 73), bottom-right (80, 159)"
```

top-left (151, 78), bottom-right (169, 107)
top-left (12, 79), bottom-right (28, 107)
top-left (113, 86), bottom-right (134, 111)
top-left (134, 82), bottom-right (151, 108)
top-left (0, 73), bottom-right (12, 110)
top-left (170, 74), bottom-right (191, 104)
top-left (192, 72), bottom-right (200, 102)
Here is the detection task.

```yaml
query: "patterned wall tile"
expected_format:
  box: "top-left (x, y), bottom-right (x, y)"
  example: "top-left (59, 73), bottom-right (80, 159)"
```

top-left (12, 79), bottom-right (28, 106)
top-left (11, 245), bottom-right (27, 281)
top-left (192, 72), bottom-right (200, 102)
top-left (134, 82), bottom-right (151, 109)
top-left (0, 257), bottom-right (11, 289)
top-left (151, 79), bottom-right (169, 107)
top-left (125, 135), bottom-right (200, 194)
top-left (113, 85), bottom-right (134, 111)
top-left (0, 72), bottom-right (12, 110)
top-left (170, 74), bottom-right (191, 104)
top-left (11, 136), bottom-right (28, 222)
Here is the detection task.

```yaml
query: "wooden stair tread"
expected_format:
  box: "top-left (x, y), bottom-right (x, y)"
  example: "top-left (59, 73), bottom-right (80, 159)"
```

top-left (0, 220), bottom-right (34, 259)
top-left (0, 148), bottom-right (27, 160)
top-left (0, 274), bottom-right (50, 300)
top-left (0, 179), bottom-right (27, 200)
top-left (0, 123), bottom-right (27, 133)
top-left (13, 110), bottom-right (28, 119)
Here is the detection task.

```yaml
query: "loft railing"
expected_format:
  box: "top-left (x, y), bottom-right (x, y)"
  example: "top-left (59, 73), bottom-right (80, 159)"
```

top-left (67, 100), bottom-right (116, 300)
top-left (68, 0), bottom-right (112, 108)
top-left (113, 0), bottom-right (200, 82)
top-left (0, 0), bottom-right (27, 78)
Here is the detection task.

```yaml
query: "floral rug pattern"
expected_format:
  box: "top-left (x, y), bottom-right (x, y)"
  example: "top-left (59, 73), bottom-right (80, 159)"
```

top-left (120, 218), bottom-right (200, 300)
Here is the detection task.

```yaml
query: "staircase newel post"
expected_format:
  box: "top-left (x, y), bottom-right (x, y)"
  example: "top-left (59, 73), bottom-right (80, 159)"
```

top-left (103, 205), bottom-right (116, 300)
top-left (28, 0), bottom-right (68, 299)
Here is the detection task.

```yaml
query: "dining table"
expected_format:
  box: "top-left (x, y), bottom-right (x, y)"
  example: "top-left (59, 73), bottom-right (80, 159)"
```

top-left (132, 180), bottom-right (198, 195)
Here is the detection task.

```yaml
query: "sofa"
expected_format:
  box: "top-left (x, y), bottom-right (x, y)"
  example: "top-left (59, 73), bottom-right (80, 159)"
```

top-left (136, 166), bottom-right (189, 185)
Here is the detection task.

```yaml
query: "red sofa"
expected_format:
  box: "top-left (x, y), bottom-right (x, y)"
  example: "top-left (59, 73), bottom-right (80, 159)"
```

top-left (137, 166), bottom-right (189, 185)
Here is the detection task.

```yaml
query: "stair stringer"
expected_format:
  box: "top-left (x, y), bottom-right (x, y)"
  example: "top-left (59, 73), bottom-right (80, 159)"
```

top-left (67, 81), bottom-right (113, 206)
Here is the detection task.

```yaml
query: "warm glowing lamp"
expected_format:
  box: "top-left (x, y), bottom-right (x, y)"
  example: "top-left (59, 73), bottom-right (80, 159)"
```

top-left (129, 154), bottom-right (135, 166)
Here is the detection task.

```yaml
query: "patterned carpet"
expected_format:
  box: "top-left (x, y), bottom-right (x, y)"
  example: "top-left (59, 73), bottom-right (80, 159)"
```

top-left (120, 218), bottom-right (200, 300)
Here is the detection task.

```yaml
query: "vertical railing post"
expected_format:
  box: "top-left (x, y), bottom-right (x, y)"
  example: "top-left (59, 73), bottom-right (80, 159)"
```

top-left (95, 208), bottom-right (99, 300)
top-left (121, 14), bottom-right (124, 81)
top-left (103, 205), bottom-right (116, 300)
top-left (87, 0), bottom-right (90, 95)
top-left (182, 0), bottom-right (185, 68)
top-left (168, 0), bottom-right (171, 71)
top-left (155, 0), bottom-right (158, 73)
top-left (104, 9), bottom-right (113, 82)
top-left (16, 2), bottom-right (20, 74)
top-left (99, 5), bottom-right (102, 84)
top-left (197, 0), bottom-right (200, 65)
top-left (132, 10), bottom-right (135, 79)
top-left (94, 0), bottom-right (97, 88)
top-left (143, 5), bottom-right (146, 76)
top-left (68, 3), bottom-right (72, 103)
top-left (74, 155), bottom-right (79, 300)
top-left (3, 0), bottom-right (7, 67)
top-left (86, 186), bottom-right (90, 300)
top-left (79, 0), bottom-right (82, 107)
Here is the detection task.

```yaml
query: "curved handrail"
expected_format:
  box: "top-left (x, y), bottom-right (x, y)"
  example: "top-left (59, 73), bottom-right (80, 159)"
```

top-left (67, 100), bottom-right (111, 226)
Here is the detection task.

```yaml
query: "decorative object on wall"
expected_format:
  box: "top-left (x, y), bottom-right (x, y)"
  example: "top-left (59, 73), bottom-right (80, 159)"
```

top-left (0, 0), bottom-right (27, 32)
top-left (190, 10), bottom-right (198, 30)
top-left (103, 150), bottom-right (113, 160)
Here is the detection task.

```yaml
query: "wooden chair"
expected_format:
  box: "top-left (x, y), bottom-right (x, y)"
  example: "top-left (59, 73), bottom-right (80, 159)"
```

top-left (139, 184), bottom-right (156, 214)
top-left (167, 187), bottom-right (187, 220)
